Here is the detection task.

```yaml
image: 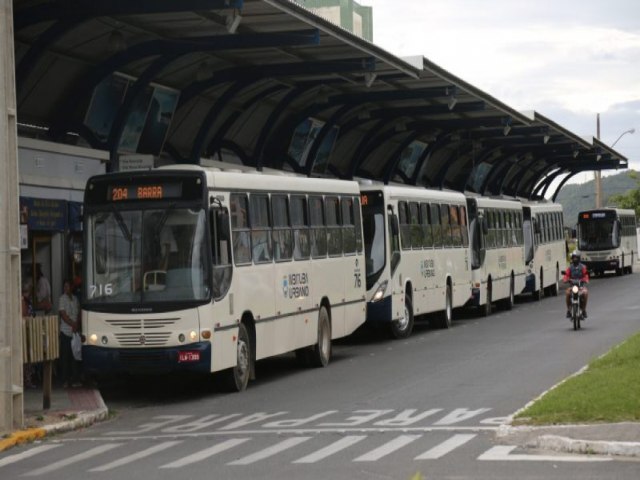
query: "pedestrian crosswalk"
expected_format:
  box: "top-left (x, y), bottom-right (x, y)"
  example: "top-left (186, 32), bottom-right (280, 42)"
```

top-left (0, 431), bottom-right (610, 475)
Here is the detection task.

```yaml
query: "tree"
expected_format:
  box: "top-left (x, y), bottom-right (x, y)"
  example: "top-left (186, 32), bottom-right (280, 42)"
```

top-left (608, 171), bottom-right (640, 216)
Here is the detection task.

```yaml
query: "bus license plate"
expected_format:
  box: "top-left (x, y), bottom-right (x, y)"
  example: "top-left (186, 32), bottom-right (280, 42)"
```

top-left (178, 351), bottom-right (200, 363)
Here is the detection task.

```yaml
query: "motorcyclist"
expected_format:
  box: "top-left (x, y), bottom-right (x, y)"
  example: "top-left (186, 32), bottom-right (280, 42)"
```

top-left (563, 252), bottom-right (589, 319)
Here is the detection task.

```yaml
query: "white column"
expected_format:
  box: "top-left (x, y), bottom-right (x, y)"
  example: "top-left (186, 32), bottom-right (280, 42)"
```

top-left (0, 0), bottom-right (23, 434)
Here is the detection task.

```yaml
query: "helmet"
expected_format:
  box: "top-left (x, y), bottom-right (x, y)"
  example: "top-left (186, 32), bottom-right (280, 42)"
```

top-left (571, 251), bottom-right (580, 261)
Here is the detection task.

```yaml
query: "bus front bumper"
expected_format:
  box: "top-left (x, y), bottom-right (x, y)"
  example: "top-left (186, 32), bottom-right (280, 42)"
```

top-left (82, 342), bottom-right (212, 375)
top-left (584, 259), bottom-right (620, 272)
top-left (523, 273), bottom-right (536, 293)
top-left (366, 296), bottom-right (393, 324)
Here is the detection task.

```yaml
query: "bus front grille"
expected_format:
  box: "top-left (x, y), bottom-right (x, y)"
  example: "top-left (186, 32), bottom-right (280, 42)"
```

top-left (114, 332), bottom-right (172, 346)
top-left (103, 317), bottom-right (182, 347)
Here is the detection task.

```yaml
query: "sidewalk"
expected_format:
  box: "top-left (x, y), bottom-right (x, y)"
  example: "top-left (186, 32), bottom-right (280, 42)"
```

top-left (497, 422), bottom-right (640, 458)
top-left (0, 384), bottom-right (109, 452)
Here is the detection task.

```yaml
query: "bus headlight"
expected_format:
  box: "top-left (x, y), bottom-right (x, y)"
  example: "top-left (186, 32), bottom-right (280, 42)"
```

top-left (371, 281), bottom-right (388, 303)
top-left (101, 336), bottom-right (108, 345)
top-left (89, 334), bottom-right (98, 345)
top-left (189, 330), bottom-right (198, 342)
top-left (178, 334), bottom-right (185, 343)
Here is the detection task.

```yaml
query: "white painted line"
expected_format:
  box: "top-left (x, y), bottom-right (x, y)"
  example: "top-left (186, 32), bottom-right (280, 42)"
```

top-left (89, 441), bottom-right (182, 472)
top-left (0, 444), bottom-right (61, 468)
top-left (415, 434), bottom-right (477, 459)
top-left (292, 436), bottom-right (366, 464)
top-left (227, 437), bottom-right (311, 465)
top-left (160, 438), bottom-right (250, 468)
top-left (477, 445), bottom-right (612, 462)
top-left (24, 444), bottom-right (122, 476)
top-left (353, 435), bottom-right (422, 462)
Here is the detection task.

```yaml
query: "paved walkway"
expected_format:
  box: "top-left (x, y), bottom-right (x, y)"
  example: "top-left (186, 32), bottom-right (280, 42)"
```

top-left (0, 384), bottom-right (108, 452)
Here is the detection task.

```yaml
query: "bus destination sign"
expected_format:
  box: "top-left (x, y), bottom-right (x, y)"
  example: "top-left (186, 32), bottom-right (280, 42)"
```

top-left (109, 183), bottom-right (182, 202)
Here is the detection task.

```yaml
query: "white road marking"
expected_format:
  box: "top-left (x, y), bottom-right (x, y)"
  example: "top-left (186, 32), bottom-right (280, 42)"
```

top-left (227, 437), bottom-right (311, 465)
top-left (353, 434), bottom-right (421, 462)
top-left (160, 438), bottom-right (250, 468)
top-left (0, 445), bottom-right (61, 468)
top-left (23, 444), bottom-right (122, 476)
top-left (292, 435), bottom-right (366, 464)
top-left (478, 445), bottom-right (612, 462)
top-left (415, 434), bottom-right (477, 459)
top-left (89, 441), bottom-right (182, 472)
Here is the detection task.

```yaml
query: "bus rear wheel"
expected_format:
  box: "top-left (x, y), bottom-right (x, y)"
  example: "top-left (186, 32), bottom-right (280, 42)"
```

top-left (435, 284), bottom-right (453, 329)
top-left (500, 276), bottom-right (514, 311)
top-left (308, 306), bottom-right (332, 367)
top-left (481, 282), bottom-right (492, 317)
top-left (225, 322), bottom-right (251, 392)
top-left (390, 296), bottom-right (414, 339)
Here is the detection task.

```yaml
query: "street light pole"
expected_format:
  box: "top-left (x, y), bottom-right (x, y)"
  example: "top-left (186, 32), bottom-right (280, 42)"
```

top-left (594, 115), bottom-right (635, 208)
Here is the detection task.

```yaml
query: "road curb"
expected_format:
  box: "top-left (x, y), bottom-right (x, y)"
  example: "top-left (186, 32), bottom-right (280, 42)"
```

top-left (0, 390), bottom-right (109, 452)
top-left (535, 434), bottom-right (640, 458)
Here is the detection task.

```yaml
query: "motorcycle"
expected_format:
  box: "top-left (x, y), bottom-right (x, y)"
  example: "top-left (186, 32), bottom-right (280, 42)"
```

top-left (569, 279), bottom-right (585, 330)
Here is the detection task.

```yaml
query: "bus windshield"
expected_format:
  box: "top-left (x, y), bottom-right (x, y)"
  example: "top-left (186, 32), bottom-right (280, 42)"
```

top-left (85, 206), bottom-right (210, 305)
top-left (578, 218), bottom-right (619, 251)
top-left (362, 191), bottom-right (386, 289)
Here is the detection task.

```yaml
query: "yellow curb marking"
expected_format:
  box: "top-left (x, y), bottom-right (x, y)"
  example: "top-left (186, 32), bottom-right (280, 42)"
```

top-left (0, 428), bottom-right (46, 452)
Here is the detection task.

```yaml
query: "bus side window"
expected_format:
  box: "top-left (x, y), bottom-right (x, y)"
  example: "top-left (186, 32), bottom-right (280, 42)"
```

top-left (431, 204), bottom-right (442, 248)
top-left (341, 196), bottom-right (356, 255)
top-left (272, 195), bottom-right (292, 262)
top-left (398, 201), bottom-right (411, 250)
top-left (460, 205), bottom-right (469, 247)
top-left (250, 194), bottom-right (272, 263)
top-left (210, 207), bottom-right (232, 299)
top-left (291, 195), bottom-right (310, 260)
top-left (325, 196), bottom-right (342, 257)
top-left (230, 194), bottom-right (251, 265)
top-left (421, 203), bottom-right (433, 248)
top-left (309, 196), bottom-right (327, 258)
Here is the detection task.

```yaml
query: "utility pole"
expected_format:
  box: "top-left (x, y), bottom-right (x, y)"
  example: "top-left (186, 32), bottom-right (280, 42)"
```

top-left (0, 0), bottom-right (23, 433)
top-left (595, 113), bottom-right (602, 208)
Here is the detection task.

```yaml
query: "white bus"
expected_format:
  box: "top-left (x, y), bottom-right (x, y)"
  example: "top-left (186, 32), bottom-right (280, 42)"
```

top-left (81, 165), bottom-right (366, 391)
top-left (360, 183), bottom-right (470, 337)
top-left (576, 208), bottom-right (638, 276)
top-left (521, 200), bottom-right (566, 299)
top-left (466, 195), bottom-right (527, 316)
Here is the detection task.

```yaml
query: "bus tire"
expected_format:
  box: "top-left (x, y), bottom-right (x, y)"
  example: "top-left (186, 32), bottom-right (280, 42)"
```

top-left (225, 322), bottom-right (251, 392)
top-left (536, 270), bottom-right (544, 301)
top-left (391, 295), bottom-right (414, 339)
top-left (309, 306), bottom-right (332, 368)
top-left (501, 275), bottom-right (514, 311)
top-left (481, 281), bottom-right (492, 317)
top-left (435, 283), bottom-right (453, 329)
top-left (550, 267), bottom-right (559, 296)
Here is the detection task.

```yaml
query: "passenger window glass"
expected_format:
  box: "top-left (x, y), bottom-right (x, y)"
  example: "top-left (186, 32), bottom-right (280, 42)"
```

top-left (230, 194), bottom-right (251, 265)
top-left (250, 194), bottom-right (272, 263)
top-left (309, 196), bottom-right (327, 258)
top-left (272, 195), bottom-right (292, 262)
top-left (291, 195), bottom-right (310, 260)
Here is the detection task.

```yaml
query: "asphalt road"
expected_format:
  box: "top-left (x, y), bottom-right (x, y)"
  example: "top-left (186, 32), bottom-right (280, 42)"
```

top-left (2, 271), bottom-right (640, 479)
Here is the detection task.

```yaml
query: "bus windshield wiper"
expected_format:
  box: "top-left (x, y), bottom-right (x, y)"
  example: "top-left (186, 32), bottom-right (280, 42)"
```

top-left (110, 204), bottom-right (132, 242)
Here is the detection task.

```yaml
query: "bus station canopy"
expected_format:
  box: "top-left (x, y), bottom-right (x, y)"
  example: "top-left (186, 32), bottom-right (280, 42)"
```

top-left (13, 0), bottom-right (628, 200)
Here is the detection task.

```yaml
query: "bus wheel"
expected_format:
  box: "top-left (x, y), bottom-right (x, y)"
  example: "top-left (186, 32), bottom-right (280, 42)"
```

top-left (550, 267), bottom-right (559, 296)
top-left (481, 283), bottom-right (492, 317)
top-left (436, 284), bottom-right (453, 328)
top-left (309, 306), bottom-right (332, 367)
top-left (226, 323), bottom-right (251, 392)
top-left (391, 296), bottom-right (414, 339)
top-left (536, 270), bottom-right (544, 301)
top-left (501, 276), bottom-right (514, 311)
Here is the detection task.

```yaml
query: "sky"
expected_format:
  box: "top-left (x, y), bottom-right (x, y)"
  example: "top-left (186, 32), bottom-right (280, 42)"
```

top-left (359, 0), bottom-right (640, 184)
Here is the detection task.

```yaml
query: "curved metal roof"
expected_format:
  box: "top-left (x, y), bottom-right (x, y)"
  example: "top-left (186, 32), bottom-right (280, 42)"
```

top-left (13, 0), bottom-right (627, 199)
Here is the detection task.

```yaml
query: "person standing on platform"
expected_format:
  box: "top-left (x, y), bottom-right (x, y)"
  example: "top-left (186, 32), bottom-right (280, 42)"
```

top-left (35, 263), bottom-right (52, 313)
top-left (58, 279), bottom-right (81, 387)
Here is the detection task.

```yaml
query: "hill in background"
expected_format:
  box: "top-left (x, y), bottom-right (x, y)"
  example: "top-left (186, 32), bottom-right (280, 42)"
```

top-left (555, 170), bottom-right (638, 227)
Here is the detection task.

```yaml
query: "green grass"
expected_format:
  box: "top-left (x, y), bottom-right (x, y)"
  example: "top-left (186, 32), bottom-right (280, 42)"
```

top-left (514, 332), bottom-right (640, 425)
